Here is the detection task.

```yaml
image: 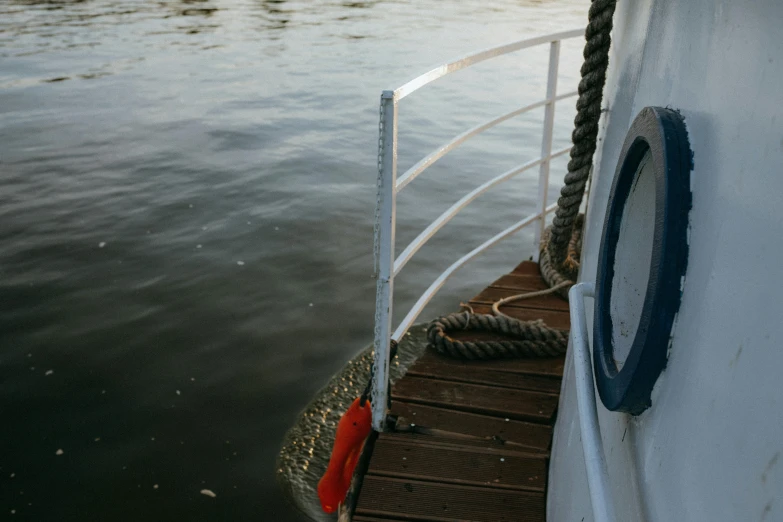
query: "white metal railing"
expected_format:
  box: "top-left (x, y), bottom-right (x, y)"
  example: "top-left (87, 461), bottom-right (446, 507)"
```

top-left (569, 282), bottom-right (617, 522)
top-left (371, 29), bottom-right (583, 430)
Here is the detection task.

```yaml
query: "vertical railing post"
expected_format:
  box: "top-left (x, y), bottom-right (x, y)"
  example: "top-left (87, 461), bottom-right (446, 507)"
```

top-left (532, 40), bottom-right (560, 261)
top-left (371, 90), bottom-right (398, 431)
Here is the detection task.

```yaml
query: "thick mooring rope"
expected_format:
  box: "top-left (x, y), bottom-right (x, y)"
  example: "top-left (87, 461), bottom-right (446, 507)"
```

top-left (427, 312), bottom-right (568, 359)
top-left (426, 0), bottom-right (616, 360)
top-left (426, 221), bottom-right (583, 360)
top-left (547, 0), bottom-right (617, 279)
top-left (539, 214), bottom-right (584, 299)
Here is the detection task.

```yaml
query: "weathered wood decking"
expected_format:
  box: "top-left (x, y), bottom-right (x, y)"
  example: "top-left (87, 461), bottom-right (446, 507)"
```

top-left (353, 261), bottom-right (569, 522)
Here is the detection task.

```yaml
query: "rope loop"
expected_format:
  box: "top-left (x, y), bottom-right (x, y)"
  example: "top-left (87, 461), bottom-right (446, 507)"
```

top-left (426, 214), bottom-right (583, 360)
top-left (427, 312), bottom-right (568, 360)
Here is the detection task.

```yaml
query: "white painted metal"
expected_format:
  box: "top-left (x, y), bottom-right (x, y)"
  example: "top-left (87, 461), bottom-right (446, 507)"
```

top-left (548, 2), bottom-right (783, 521)
top-left (569, 282), bottom-right (618, 522)
top-left (393, 29), bottom-right (583, 100)
top-left (391, 202), bottom-right (558, 342)
top-left (370, 91), bottom-right (397, 431)
top-left (395, 91), bottom-right (577, 192)
top-left (394, 147), bottom-right (571, 277)
top-left (532, 41), bottom-right (561, 263)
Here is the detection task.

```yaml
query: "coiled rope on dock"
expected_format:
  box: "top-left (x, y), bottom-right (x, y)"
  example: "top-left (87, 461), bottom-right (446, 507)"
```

top-left (426, 287), bottom-right (570, 359)
top-left (427, 0), bottom-right (616, 360)
top-left (425, 228), bottom-right (580, 360)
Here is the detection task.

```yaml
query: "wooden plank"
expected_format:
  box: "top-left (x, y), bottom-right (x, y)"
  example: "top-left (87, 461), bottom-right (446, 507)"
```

top-left (341, 431), bottom-right (378, 521)
top-left (367, 437), bottom-right (547, 492)
top-left (465, 303), bottom-right (570, 331)
top-left (471, 286), bottom-right (569, 312)
top-left (465, 304), bottom-right (570, 331)
top-left (414, 349), bottom-right (565, 378)
top-left (377, 432), bottom-right (546, 454)
top-left (388, 402), bottom-right (552, 450)
top-left (352, 260), bottom-right (567, 521)
top-left (355, 476), bottom-right (546, 522)
top-left (392, 377), bottom-right (558, 424)
top-left (512, 260), bottom-right (541, 276)
top-left (406, 359), bottom-right (561, 394)
top-left (488, 273), bottom-right (550, 291)
top-left (352, 516), bottom-right (408, 522)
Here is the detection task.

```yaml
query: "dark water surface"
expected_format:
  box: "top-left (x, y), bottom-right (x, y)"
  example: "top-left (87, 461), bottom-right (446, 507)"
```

top-left (0, 1), bottom-right (586, 520)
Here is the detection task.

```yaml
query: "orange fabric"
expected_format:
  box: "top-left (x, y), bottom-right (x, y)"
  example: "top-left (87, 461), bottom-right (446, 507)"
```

top-left (317, 397), bottom-right (372, 513)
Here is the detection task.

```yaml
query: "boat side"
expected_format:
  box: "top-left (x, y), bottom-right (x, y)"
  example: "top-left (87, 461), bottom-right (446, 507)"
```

top-left (548, 1), bottom-right (783, 521)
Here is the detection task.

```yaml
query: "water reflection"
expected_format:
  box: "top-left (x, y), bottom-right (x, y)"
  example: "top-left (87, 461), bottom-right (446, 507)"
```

top-left (9, 0), bottom-right (90, 7)
top-left (258, 0), bottom-right (291, 31)
top-left (181, 7), bottom-right (219, 17)
top-left (0, 1), bottom-right (587, 521)
top-left (0, 0), bottom-right (387, 65)
top-left (0, 0), bottom-right (229, 83)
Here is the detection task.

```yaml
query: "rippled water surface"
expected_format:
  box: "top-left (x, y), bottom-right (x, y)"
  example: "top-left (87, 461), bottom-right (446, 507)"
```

top-left (1, 1), bottom-right (586, 520)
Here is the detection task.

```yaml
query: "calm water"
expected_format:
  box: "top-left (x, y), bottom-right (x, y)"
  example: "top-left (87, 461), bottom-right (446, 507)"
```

top-left (0, 1), bottom-right (586, 520)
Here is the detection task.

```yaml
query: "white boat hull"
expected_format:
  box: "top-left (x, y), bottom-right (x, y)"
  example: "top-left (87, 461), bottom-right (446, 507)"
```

top-left (549, 1), bottom-right (783, 520)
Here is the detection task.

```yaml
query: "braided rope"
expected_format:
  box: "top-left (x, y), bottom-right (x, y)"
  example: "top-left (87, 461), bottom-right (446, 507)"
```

top-left (427, 313), bottom-right (568, 359)
top-left (427, 220), bottom-right (583, 360)
top-left (539, 214), bottom-right (584, 300)
top-left (547, 0), bottom-right (617, 276)
top-left (491, 279), bottom-right (573, 319)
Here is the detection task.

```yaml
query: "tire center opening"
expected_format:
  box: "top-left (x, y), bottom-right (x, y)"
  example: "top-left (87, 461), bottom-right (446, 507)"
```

top-left (610, 149), bottom-right (656, 370)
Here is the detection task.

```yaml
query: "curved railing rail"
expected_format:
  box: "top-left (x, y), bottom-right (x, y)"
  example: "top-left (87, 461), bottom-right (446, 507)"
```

top-left (394, 147), bottom-right (571, 277)
top-left (393, 29), bottom-right (582, 100)
top-left (395, 91), bottom-right (577, 192)
top-left (371, 29), bottom-right (583, 430)
top-left (569, 282), bottom-right (618, 522)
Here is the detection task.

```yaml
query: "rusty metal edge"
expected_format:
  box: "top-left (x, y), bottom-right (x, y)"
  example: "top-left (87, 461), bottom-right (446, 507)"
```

top-left (337, 429), bottom-right (380, 522)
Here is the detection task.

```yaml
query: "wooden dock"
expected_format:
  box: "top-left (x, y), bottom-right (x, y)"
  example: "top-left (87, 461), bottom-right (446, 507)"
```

top-left (353, 261), bottom-right (569, 522)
